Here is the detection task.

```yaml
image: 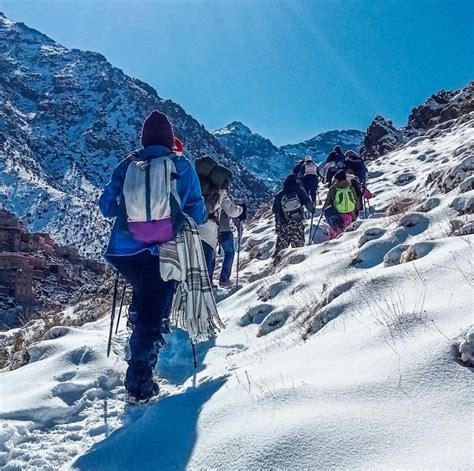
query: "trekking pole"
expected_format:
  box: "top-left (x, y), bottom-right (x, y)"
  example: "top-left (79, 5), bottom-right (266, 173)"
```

top-left (366, 198), bottom-right (373, 215)
top-left (191, 341), bottom-right (198, 369)
top-left (114, 282), bottom-right (127, 334)
top-left (236, 220), bottom-right (242, 287)
top-left (308, 210), bottom-right (315, 245)
top-left (107, 272), bottom-right (119, 357)
top-left (311, 211), bottom-right (324, 244)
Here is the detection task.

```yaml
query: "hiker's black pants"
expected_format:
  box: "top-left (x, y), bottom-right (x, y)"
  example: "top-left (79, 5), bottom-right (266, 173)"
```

top-left (303, 175), bottom-right (318, 204)
top-left (108, 251), bottom-right (176, 400)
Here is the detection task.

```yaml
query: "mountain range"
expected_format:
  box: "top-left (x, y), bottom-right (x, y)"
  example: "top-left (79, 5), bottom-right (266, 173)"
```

top-left (214, 122), bottom-right (364, 187)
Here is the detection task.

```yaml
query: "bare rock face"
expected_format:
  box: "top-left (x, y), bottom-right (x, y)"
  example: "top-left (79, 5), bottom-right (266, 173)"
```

top-left (360, 115), bottom-right (403, 161)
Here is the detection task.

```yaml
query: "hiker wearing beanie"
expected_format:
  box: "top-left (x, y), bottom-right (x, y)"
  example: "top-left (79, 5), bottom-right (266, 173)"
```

top-left (99, 110), bottom-right (207, 402)
top-left (322, 170), bottom-right (358, 239)
top-left (272, 173), bottom-right (314, 257)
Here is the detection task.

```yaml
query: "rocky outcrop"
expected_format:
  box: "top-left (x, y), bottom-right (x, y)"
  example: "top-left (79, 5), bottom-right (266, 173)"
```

top-left (407, 82), bottom-right (474, 133)
top-left (360, 82), bottom-right (473, 161)
top-left (360, 115), bottom-right (403, 161)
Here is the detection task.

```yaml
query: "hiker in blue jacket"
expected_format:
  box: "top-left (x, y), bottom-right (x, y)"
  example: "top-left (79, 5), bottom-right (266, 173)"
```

top-left (272, 174), bottom-right (314, 257)
top-left (99, 111), bottom-right (207, 402)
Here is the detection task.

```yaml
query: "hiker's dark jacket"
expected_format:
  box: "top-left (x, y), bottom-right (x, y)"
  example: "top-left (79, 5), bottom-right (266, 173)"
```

top-left (272, 174), bottom-right (313, 225)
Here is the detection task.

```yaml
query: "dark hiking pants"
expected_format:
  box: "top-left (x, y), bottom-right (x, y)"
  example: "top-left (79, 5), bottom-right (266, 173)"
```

top-left (202, 241), bottom-right (216, 282)
top-left (303, 175), bottom-right (318, 204)
top-left (108, 251), bottom-right (176, 400)
top-left (274, 220), bottom-right (305, 257)
top-left (219, 230), bottom-right (235, 283)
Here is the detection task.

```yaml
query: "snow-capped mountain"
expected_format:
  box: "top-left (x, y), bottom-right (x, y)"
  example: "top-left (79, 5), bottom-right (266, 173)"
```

top-left (281, 128), bottom-right (365, 160)
top-left (214, 122), bottom-right (364, 188)
top-left (214, 121), bottom-right (295, 187)
top-left (0, 13), bottom-right (269, 257)
top-left (1, 110), bottom-right (472, 470)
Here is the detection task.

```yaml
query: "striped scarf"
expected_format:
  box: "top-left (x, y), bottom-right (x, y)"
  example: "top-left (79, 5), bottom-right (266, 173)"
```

top-left (160, 215), bottom-right (224, 341)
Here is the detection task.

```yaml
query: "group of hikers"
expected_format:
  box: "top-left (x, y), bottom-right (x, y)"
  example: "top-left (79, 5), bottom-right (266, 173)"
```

top-left (272, 145), bottom-right (371, 257)
top-left (99, 111), bottom-right (371, 402)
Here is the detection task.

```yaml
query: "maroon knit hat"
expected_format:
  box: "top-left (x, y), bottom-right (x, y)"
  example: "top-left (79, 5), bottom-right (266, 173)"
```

top-left (141, 111), bottom-right (175, 149)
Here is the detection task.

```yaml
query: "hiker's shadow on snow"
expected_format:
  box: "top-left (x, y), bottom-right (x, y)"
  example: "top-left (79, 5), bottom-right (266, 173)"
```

top-left (158, 328), bottom-right (216, 386)
top-left (74, 378), bottom-right (226, 471)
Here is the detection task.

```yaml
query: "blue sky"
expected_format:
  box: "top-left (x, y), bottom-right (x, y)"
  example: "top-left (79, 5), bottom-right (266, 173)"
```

top-left (2, 0), bottom-right (473, 145)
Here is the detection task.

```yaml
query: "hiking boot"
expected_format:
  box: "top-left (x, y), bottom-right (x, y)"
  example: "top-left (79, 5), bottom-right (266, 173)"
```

top-left (126, 380), bottom-right (160, 404)
top-left (161, 318), bottom-right (171, 335)
top-left (219, 280), bottom-right (233, 288)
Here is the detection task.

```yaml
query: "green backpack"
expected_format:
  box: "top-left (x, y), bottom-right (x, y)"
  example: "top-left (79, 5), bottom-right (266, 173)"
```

top-left (334, 187), bottom-right (356, 214)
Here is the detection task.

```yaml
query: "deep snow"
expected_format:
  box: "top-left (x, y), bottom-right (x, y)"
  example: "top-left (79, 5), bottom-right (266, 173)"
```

top-left (0, 115), bottom-right (473, 470)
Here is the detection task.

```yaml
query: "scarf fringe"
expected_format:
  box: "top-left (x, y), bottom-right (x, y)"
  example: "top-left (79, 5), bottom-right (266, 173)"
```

top-left (161, 215), bottom-right (224, 342)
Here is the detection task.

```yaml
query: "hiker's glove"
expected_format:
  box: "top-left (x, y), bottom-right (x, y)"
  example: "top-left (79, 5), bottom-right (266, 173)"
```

top-left (237, 203), bottom-right (247, 221)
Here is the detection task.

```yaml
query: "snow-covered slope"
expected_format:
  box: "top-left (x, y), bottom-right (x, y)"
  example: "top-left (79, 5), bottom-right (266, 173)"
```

top-left (214, 122), bottom-right (364, 188)
top-left (1, 112), bottom-right (472, 469)
top-left (0, 14), bottom-right (269, 257)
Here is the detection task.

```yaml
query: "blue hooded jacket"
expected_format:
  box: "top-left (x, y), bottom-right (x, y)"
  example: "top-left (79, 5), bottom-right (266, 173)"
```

top-left (99, 145), bottom-right (207, 257)
top-left (272, 174), bottom-right (313, 225)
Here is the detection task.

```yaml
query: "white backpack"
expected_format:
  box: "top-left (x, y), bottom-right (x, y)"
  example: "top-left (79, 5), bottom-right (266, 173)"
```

top-left (123, 154), bottom-right (183, 244)
top-left (304, 160), bottom-right (318, 176)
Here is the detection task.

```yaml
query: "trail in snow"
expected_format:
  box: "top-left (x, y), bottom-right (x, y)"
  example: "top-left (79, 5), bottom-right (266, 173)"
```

top-left (0, 115), bottom-right (473, 470)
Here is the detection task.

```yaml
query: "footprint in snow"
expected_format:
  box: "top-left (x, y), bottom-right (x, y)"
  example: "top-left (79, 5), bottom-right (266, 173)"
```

top-left (52, 382), bottom-right (88, 406)
top-left (416, 197), bottom-right (440, 212)
top-left (358, 227), bottom-right (385, 247)
top-left (257, 280), bottom-right (290, 302)
top-left (257, 308), bottom-right (292, 337)
top-left (395, 172), bottom-right (416, 186)
top-left (399, 212), bottom-right (430, 234)
top-left (55, 371), bottom-right (77, 382)
top-left (240, 303), bottom-right (274, 326)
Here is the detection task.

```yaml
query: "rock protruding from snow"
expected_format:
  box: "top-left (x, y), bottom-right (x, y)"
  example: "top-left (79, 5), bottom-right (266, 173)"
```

top-left (360, 115), bottom-right (403, 160)
top-left (407, 82), bottom-right (474, 132)
top-left (457, 327), bottom-right (474, 367)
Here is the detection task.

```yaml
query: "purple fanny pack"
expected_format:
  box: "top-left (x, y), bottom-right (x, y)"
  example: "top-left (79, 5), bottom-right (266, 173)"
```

top-left (128, 219), bottom-right (175, 244)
